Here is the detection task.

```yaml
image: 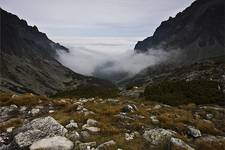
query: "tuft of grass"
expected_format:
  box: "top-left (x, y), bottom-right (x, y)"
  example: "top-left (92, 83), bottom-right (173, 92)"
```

top-left (0, 118), bottom-right (23, 132)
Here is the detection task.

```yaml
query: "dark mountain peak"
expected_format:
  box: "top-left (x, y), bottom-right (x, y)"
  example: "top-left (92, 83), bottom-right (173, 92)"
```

top-left (0, 8), bottom-right (69, 58)
top-left (135, 0), bottom-right (225, 63)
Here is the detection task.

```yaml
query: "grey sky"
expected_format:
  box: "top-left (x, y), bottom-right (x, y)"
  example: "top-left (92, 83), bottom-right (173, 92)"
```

top-left (0, 0), bottom-right (194, 38)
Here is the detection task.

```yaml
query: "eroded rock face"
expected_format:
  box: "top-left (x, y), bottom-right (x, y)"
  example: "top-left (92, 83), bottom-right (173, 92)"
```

top-left (143, 128), bottom-right (175, 147)
top-left (15, 116), bottom-right (68, 136)
top-left (30, 136), bottom-right (74, 150)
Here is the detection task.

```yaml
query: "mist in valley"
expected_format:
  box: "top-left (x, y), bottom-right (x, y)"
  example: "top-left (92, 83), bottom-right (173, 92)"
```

top-left (55, 37), bottom-right (179, 82)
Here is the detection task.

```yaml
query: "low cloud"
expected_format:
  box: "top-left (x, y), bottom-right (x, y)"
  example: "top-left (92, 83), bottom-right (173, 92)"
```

top-left (56, 37), bottom-right (180, 80)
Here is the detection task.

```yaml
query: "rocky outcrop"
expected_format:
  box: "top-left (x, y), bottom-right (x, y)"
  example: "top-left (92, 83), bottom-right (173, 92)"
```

top-left (135, 0), bottom-right (225, 63)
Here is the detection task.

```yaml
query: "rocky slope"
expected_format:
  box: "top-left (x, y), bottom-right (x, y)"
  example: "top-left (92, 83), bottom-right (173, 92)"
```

top-left (0, 8), bottom-right (117, 96)
top-left (0, 92), bottom-right (224, 150)
top-left (135, 0), bottom-right (225, 63)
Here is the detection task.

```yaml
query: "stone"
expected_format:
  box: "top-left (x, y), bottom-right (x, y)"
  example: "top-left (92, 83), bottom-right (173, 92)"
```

top-left (206, 114), bottom-right (213, 120)
top-left (96, 140), bottom-right (116, 150)
top-left (14, 129), bottom-right (47, 149)
top-left (30, 136), bottom-right (74, 150)
top-left (79, 142), bottom-right (96, 150)
top-left (143, 128), bottom-right (175, 146)
top-left (153, 105), bottom-right (162, 109)
top-left (125, 133), bottom-right (134, 141)
top-left (87, 119), bottom-right (98, 127)
top-left (49, 110), bottom-right (55, 113)
top-left (15, 116), bottom-right (68, 136)
top-left (80, 131), bottom-right (90, 140)
top-left (121, 104), bottom-right (138, 113)
top-left (170, 137), bottom-right (195, 150)
top-left (84, 127), bottom-right (100, 133)
top-left (31, 108), bottom-right (40, 116)
top-left (66, 120), bottom-right (78, 129)
top-left (150, 115), bottom-right (159, 124)
top-left (6, 127), bottom-right (14, 133)
top-left (67, 131), bottom-right (80, 142)
top-left (187, 126), bottom-right (201, 138)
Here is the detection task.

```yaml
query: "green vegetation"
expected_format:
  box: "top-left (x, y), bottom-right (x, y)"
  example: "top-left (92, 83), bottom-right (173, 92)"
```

top-left (144, 80), bottom-right (224, 106)
top-left (51, 85), bottom-right (119, 99)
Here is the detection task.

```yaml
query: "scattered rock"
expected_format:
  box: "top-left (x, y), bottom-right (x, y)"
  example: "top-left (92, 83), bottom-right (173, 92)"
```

top-left (49, 110), bottom-right (55, 113)
top-left (87, 119), bottom-right (98, 127)
top-left (96, 140), bottom-right (116, 150)
top-left (121, 104), bottom-right (137, 113)
top-left (80, 131), bottom-right (90, 140)
top-left (83, 126), bottom-right (100, 133)
top-left (153, 105), bottom-right (162, 110)
top-left (143, 128), bottom-right (175, 146)
top-left (31, 108), bottom-right (40, 116)
top-left (187, 126), bottom-right (201, 138)
top-left (125, 133), bottom-right (134, 141)
top-left (67, 131), bottom-right (80, 142)
top-left (170, 137), bottom-right (195, 150)
top-left (30, 136), bottom-right (74, 150)
top-left (150, 115), bottom-right (159, 124)
top-left (79, 142), bottom-right (96, 150)
top-left (66, 120), bottom-right (78, 129)
top-left (6, 127), bottom-right (14, 133)
top-left (206, 113), bottom-right (213, 120)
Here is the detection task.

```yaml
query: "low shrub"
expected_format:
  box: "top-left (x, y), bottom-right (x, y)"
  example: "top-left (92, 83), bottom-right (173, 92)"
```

top-left (144, 80), bottom-right (224, 106)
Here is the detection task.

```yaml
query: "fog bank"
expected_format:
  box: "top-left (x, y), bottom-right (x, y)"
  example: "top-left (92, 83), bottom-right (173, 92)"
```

top-left (55, 37), bottom-right (178, 80)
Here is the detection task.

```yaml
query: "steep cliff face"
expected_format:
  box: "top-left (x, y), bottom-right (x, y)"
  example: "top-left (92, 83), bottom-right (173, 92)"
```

top-left (0, 8), bottom-right (116, 96)
top-left (135, 0), bottom-right (225, 63)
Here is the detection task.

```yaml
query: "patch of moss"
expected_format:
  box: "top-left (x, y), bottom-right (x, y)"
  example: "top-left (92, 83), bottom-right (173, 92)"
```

top-left (144, 80), bottom-right (224, 106)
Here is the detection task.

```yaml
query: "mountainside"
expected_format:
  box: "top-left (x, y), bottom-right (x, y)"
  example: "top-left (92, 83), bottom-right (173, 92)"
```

top-left (135, 0), bottom-right (225, 63)
top-left (0, 8), bottom-right (117, 96)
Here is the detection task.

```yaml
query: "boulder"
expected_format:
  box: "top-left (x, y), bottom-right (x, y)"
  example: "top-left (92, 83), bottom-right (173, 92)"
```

top-left (14, 129), bottom-right (47, 149)
top-left (15, 116), bottom-right (67, 136)
top-left (170, 137), bottom-right (195, 150)
top-left (30, 136), bottom-right (74, 150)
top-left (187, 126), bottom-right (201, 138)
top-left (96, 140), bottom-right (116, 150)
top-left (65, 120), bottom-right (78, 129)
top-left (0, 105), bottom-right (18, 122)
top-left (143, 128), bottom-right (175, 146)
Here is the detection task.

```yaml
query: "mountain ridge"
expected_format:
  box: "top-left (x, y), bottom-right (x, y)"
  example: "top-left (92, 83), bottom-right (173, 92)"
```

top-left (135, 0), bottom-right (225, 63)
top-left (0, 8), bottom-right (117, 96)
